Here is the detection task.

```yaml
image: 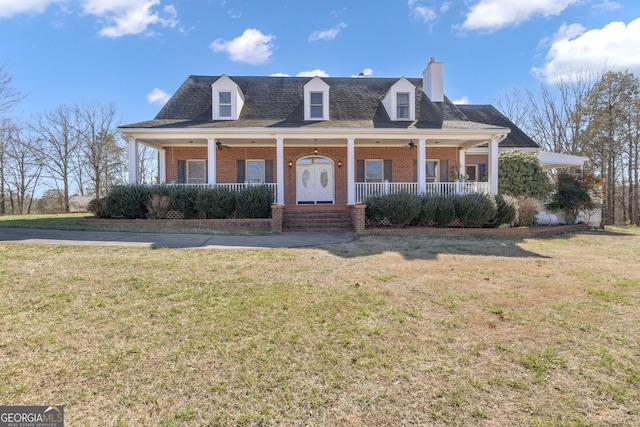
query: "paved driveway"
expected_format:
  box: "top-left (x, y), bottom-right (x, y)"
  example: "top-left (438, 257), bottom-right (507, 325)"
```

top-left (0, 228), bottom-right (356, 250)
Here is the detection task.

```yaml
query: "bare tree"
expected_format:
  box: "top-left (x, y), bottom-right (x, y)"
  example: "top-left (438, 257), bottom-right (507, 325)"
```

top-left (31, 105), bottom-right (82, 212)
top-left (3, 124), bottom-right (42, 214)
top-left (138, 144), bottom-right (159, 184)
top-left (74, 101), bottom-right (126, 198)
top-left (0, 64), bottom-right (26, 115)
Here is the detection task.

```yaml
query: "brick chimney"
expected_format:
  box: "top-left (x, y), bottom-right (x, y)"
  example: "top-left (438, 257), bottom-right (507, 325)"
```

top-left (423, 57), bottom-right (444, 102)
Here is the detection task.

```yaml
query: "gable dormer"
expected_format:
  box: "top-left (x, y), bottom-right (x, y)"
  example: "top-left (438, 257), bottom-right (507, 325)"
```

top-left (382, 78), bottom-right (416, 121)
top-left (304, 77), bottom-right (329, 121)
top-left (212, 75), bottom-right (244, 120)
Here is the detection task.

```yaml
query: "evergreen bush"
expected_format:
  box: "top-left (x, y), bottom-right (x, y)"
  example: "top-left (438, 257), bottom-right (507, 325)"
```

top-left (419, 195), bottom-right (439, 225)
top-left (88, 197), bottom-right (109, 218)
top-left (195, 187), bottom-right (236, 219)
top-left (487, 194), bottom-right (518, 228)
top-left (103, 185), bottom-right (150, 219)
top-left (433, 196), bottom-right (457, 228)
top-left (547, 171), bottom-right (597, 224)
top-left (498, 150), bottom-right (552, 199)
top-left (236, 185), bottom-right (273, 218)
top-left (454, 193), bottom-right (497, 228)
top-left (169, 186), bottom-right (199, 219)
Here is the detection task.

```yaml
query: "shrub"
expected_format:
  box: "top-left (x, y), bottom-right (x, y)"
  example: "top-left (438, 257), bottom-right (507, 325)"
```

top-left (419, 195), bottom-right (439, 225)
top-left (236, 185), bottom-right (273, 218)
top-left (365, 192), bottom-right (423, 227)
top-left (498, 150), bottom-right (552, 199)
top-left (547, 171), bottom-right (597, 224)
top-left (487, 194), bottom-right (518, 228)
top-left (146, 194), bottom-right (171, 219)
top-left (516, 198), bottom-right (540, 226)
top-left (454, 193), bottom-right (497, 228)
top-left (169, 186), bottom-right (199, 219)
top-left (195, 187), bottom-right (236, 219)
top-left (88, 197), bottom-right (109, 218)
top-left (433, 196), bottom-right (457, 228)
top-left (103, 185), bottom-right (150, 219)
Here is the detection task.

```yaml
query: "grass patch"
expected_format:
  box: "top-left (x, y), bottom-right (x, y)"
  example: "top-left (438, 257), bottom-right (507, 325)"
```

top-left (1, 227), bottom-right (639, 425)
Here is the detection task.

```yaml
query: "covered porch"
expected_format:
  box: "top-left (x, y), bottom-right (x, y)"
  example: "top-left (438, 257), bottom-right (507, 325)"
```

top-left (124, 129), bottom-right (507, 206)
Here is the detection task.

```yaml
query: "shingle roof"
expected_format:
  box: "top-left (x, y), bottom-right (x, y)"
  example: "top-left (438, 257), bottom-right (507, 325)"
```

top-left (456, 104), bottom-right (539, 148)
top-left (120, 75), bottom-right (538, 148)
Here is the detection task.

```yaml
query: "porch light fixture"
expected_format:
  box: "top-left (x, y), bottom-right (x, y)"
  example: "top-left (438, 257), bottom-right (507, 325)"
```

top-left (408, 140), bottom-right (416, 149)
top-left (338, 160), bottom-right (343, 167)
top-left (314, 139), bottom-right (318, 155)
top-left (288, 160), bottom-right (293, 167)
top-left (314, 148), bottom-right (318, 155)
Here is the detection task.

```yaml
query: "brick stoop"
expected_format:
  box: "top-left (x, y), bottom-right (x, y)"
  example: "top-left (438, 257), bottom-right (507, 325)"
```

top-left (283, 205), bottom-right (353, 231)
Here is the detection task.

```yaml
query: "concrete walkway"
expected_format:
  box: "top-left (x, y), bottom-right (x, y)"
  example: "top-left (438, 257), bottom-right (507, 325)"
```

top-left (0, 228), bottom-right (356, 250)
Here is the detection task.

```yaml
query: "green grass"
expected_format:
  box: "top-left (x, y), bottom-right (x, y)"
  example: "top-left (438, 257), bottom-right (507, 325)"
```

top-left (1, 226), bottom-right (639, 425)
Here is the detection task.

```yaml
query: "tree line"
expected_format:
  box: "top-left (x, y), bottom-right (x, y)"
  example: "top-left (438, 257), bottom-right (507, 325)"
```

top-left (0, 65), bottom-right (158, 215)
top-left (496, 70), bottom-right (640, 225)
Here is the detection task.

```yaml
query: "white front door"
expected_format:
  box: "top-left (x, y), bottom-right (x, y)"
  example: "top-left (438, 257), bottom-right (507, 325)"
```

top-left (296, 157), bottom-right (334, 204)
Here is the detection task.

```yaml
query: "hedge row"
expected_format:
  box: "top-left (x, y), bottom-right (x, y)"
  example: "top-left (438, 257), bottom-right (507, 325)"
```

top-left (365, 192), bottom-right (517, 228)
top-left (89, 185), bottom-right (274, 219)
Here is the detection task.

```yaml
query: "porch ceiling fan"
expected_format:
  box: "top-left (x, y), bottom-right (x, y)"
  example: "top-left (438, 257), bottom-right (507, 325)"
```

top-left (216, 140), bottom-right (231, 150)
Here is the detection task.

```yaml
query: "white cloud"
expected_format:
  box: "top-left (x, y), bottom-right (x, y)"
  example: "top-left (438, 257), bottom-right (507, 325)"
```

top-left (351, 68), bottom-right (373, 77)
top-left (591, 1), bottom-right (621, 12)
top-left (210, 28), bottom-right (275, 65)
top-left (147, 88), bottom-right (171, 105)
top-left (296, 70), bottom-right (330, 78)
top-left (269, 73), bottom-right (290, 77)
top-left (408, 0), bottom-right (437, 23)
top-left (81, 0), bottom-right (178, 37)
top-left (0, 0), bottom-right (61, 18)
top-left (533, 18), bottom-right (640, 83)
top-left (459, 0), bottom-right (578, 32)
top-left (309, 22), bottom-right (346, 42)
top-left (453, 96), bottom-right (470, 105)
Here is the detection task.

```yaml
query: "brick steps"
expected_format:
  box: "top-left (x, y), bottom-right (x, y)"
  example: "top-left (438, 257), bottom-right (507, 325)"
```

top-left (283, 206), bottom-right (353, 231)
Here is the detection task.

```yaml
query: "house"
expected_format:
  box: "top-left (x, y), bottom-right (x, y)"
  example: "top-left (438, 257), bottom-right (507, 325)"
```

top-left (118, 58), bottom-right (586, 229)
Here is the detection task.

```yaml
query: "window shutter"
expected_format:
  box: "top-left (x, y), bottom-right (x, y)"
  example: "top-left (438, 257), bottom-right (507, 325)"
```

top-left (384, 159), bottom-right (392, 182)
top-left (479, 164), bottom-right (486, 181)
top-left (413, 159), bottom-right (417, 182)
top-left (440, 159), bottom-right (449, 182)
top-left (237, 160), bottom-right (245, 183)
top-left (265, 160), bottom-right (273, 183)
top-left (356, 160), bottom-right (364, 182)
top-left (177, 160), bottom-right (186, 184)
top-left (205, 160), bottom-right (208, 184)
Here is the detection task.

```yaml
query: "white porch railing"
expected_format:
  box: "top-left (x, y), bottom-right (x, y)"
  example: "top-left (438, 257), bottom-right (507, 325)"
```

top-left (166, 183), bottom-right (278, 202)
top-left (355, 181), bottom-right (490, 203)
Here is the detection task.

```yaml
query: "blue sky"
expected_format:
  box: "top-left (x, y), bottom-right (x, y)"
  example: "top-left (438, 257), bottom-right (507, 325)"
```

top-left (2, 0), bottom-right (640, 125)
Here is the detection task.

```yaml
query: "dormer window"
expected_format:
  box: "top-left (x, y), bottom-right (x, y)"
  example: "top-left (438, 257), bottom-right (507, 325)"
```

top-left (310, 92), bottom-right (324, 119)
top-left (397, 93), bottom-right (409, 119)
top-left (218, 91), bottom-right (232, 118)
top-left (304, 77), bottom-right (329, 121)
top-left (382, 78), bottom-right (416, 121)
top-left (212, 75), bottom-right (244, 120)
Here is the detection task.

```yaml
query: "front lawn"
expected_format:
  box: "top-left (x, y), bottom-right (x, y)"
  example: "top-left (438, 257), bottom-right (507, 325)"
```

top-left (1, 228), bottom-right (638, 425)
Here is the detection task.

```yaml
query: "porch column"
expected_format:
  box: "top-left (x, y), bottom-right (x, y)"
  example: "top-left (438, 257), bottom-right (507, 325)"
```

top-left (459, 149), bottom-right (466, 178)
top-left (127, 138), bottom-right (138, 184)
top-left (488, 136), bottom-right (499, 194)
top-left (347, 138), bottom-right (355, 205)
top-left (207, 138), bottom-right (217, 185)
top-left (276, 137), bottom-right (285, 205)
top-left (417, 138), bottom-right (426, 194)
top-left (158, 149), bottom-right (166, 184)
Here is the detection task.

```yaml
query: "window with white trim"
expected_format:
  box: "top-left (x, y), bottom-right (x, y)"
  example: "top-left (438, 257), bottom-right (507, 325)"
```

top-left (426, 160), bottom-right (439, 182)
top-left (365, 159), bottom-right (383, 183)
top-left (246, 160), bottom-right (265, 184)
top-left (310, 92), bottom-right (324, 119)
top-left (397, 92), bottom-right (410, 119)
top-left (187, 160), bottom-right (206, 184)
top-left (218, 91), bottom-right (232, 118)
